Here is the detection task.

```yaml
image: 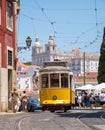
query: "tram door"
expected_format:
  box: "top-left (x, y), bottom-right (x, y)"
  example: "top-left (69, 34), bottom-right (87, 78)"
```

top-left (8, 69), bottom-right (12, 109)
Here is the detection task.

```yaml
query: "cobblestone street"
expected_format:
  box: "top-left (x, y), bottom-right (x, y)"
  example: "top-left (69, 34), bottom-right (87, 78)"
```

top-left (0, 110), bottom-right (103, 130)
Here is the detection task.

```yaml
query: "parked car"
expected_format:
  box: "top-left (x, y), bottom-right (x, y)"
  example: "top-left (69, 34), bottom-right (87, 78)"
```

top-left (27, 98), bottom-right (42, 112)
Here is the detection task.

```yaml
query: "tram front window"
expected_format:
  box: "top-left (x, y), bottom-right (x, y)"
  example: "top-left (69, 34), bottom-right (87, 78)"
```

top-left (61, 73), bottom-right (68, 88)
top-left (50, 74), bottom-right (59, 87)
top-left (42, 74), bottom-right (48, 88)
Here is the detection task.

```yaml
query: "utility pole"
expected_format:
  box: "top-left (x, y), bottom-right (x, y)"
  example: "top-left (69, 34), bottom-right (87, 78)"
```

top-left (83, 52), bottom-right (86, 85)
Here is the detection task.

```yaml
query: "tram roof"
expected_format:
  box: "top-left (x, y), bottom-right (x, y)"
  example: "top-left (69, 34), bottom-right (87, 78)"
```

top-left (43, 60), bottom-right (67, 68)
top-left (40, 61), bottom-right (72, 73)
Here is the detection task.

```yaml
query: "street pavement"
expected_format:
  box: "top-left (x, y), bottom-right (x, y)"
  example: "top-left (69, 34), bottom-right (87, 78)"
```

top-left (0, 107), bottom-right (103, 130)
top-left (0, 106), bottom-right (102, 115)
top-left (0, 111), bottom-right (29, 130)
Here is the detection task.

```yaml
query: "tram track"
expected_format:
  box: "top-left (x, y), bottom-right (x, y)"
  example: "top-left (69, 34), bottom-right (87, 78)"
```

top-left (14, 114), bottom-right (33, 130)
top-left (13, 110), bottom-right (105, 130)
top-left (77, 112), bottom-right (94, 130)
top-left (77, 110), bottom-right (105, 130)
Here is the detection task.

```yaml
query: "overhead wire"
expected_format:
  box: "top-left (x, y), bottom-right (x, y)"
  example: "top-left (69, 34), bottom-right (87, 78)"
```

top-left (18, 0), bottom-right (105, 62)
top-left (75, 0), bottom-right (101, 51)
top-left (95, 0), bottom-right (98, 32)
top-left (33, 0), bottom-right (57, 36)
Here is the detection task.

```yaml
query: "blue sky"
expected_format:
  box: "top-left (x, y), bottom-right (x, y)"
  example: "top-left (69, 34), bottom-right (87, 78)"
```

top-left (17, 0), bottom-right (105, 62)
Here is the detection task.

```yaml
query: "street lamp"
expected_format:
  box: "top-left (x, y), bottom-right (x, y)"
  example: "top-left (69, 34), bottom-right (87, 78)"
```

top-left (26, 36), bottom-right (32, 48)
top-left (14, 36), bottom-right (32, 69)
top-left (17, 36), bottom-right (32, 52)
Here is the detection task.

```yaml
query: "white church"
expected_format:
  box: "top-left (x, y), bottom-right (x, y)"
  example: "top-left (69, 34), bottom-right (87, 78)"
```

top-left (32, 35), bottom-right (74, 67)
top-left (32, 35), bottom-right (99, 74)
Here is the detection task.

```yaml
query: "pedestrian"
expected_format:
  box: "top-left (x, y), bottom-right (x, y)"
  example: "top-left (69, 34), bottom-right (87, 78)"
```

top-left (18, 94), bottom-right (23, 112)
top-left (86, 93), bottom-right (90, 108)
top-left (11, 88), bottom-right (19, 113)
top-left (81, 93), bottom-right (86, 108)
top-left (99, 90), bottom-right (105, 109)
top-left (21, 90), bottom-right (28, 111)
top-left (77, 93), bottom-right (82, 108)
top-left (90, 94), bottom-right (95, 109)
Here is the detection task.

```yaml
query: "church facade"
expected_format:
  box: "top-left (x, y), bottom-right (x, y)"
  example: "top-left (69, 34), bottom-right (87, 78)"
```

top-left (32, 35), bottom-right (99, 75)
top-left (32, 35), bottom-right (74, 68)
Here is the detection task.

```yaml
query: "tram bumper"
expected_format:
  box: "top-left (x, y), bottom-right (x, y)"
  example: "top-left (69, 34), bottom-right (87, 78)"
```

top-left (42, 102), bottom-right (71, 111)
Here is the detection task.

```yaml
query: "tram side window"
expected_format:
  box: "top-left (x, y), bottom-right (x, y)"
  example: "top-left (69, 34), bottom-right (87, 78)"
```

top-left (42, 74), bottom-right (48, 88)
top-left (50, 74), bottom-right (59, 87)
top-left (61, 73), bottom-right (68, 88)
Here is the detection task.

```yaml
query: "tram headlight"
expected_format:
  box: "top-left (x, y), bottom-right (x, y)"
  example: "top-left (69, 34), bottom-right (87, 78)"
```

top-left (52, 95), bottom-right (57, 100)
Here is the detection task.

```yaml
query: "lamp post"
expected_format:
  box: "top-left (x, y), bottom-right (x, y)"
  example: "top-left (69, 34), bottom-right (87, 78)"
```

top-left (17, 36), bottom-right (32, 52)
top-left (83, 52), bottom-right (86, 85)
top-left (15, 36), bottom-right (32, 69)
top-left (15, 36), bottom-right (32, 92)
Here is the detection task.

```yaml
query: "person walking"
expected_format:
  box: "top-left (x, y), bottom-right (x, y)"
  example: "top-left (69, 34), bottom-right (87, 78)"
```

top-left (90, 94), bottom-right (95, 109)
top-left (11, 88), bottom-right (19, 113)
top-left (77, 93), bottom-right (82, 108)
top-left (99, 90), bottom-right (105, 109)
top-left (21, 91), bottom-right (28, 111)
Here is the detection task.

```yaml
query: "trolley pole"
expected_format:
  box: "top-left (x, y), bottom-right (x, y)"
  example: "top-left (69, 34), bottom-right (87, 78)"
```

top-left (83, 52), bottom-right (86, 85)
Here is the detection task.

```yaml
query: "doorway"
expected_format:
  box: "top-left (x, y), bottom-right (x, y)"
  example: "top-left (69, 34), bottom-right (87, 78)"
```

top-left (8, 69), bottom-right (12, 109)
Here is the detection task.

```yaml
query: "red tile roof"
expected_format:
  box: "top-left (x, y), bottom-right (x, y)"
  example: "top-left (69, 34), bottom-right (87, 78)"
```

top-left (74, 72), bottom-right (98, 83)
top-left (17, 61), bottom-right (40, 72)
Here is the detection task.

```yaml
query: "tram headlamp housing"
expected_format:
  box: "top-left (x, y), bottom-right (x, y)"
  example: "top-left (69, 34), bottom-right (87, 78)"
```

top-left (52, 95), bottom-right (57, 100)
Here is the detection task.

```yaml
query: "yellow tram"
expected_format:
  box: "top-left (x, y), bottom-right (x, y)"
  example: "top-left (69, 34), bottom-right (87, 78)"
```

top-left (39, 61), bottom-right (75, 112)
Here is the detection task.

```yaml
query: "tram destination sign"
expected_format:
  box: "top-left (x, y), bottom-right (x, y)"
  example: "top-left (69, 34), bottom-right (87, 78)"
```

top-left (44, 61), bottom-right (67, 68)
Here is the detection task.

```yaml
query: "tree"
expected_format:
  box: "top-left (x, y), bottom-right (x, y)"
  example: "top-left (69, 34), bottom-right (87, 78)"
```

top-left (97, 27), bottom-right (105, 83)
top-left (24, 62), bottom-right (32, 65)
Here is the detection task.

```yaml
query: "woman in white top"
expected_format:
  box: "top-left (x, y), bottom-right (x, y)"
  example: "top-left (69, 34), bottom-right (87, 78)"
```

top-left (21, 91), bottom-right (28, 111)
top-left (77, 94), bottom-right (82, 108)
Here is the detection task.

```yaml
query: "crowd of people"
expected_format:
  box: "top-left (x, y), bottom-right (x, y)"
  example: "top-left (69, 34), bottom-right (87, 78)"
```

top-left (75, 90), bottom-right (105, 109)
top-left (9, 88), bottom-right (28, 113)
top-left (9, 88), bottom-right (105, 113)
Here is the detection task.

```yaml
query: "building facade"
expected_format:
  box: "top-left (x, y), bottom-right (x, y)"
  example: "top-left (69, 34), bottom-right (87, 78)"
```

top-left (0, 0), bottom-right (20, 112)
top-left (32, 36), bottom-right (99, 75)
top-left (17, 61), bottom-right (40, 93)
top-left (32, 35), bottom-right (74, 68)
top-left (74, 72), bottom-right (98, 89)
top-left (70, 51), bottom-right (99, 74)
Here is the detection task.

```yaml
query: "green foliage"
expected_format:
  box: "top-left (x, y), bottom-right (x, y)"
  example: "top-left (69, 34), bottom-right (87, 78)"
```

top-left (24, 62), bottom-right (32, 65)
top-left (97, 27), bottom-right (105, 83)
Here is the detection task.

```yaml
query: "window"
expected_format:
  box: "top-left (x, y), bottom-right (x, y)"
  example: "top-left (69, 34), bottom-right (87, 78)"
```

top-left (0, 1), bottom-right (1, 25)
top-left (6, 1), bottom-right (13, 30)
top-left (61, 73), bottom-right (68, 88)
top-left (8, 50), bottom-right (12, 66)
top-left (50, 74), bottom-right (59, 87)
top-left (42, 74), bottom-right (48, 88)
top-left (18, 66), bottom-right (22, 72)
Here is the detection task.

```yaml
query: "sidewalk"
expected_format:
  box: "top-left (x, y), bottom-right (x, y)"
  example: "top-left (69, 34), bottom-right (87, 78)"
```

top-left (0, 107), bottom-right (103, 115)
top-left (0, 110), bottom-right (26, 115)
top-left (71, 106), bottom-right (103, 110)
